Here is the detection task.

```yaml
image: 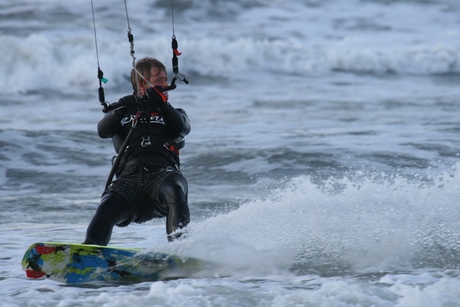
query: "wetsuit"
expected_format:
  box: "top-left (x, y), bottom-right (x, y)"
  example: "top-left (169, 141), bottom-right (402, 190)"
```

top-left (84, 94), bottom-right (191, 245)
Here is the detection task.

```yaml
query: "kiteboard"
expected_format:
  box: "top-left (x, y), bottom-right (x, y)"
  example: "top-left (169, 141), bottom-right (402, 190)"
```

top-left (22, 242), bottom-right (207, 284)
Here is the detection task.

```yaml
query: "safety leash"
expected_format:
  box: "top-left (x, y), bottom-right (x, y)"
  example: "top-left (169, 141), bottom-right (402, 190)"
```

top-left (90, 0), bottom-right (109, 111)
top-left (169, 0), bottom-right (188, 88)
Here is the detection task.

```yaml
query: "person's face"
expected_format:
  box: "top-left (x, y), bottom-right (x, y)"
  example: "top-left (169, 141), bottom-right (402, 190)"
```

top-left (139, 67), bottom-right (169, 97)
top-left (149, 67), bottom-right (168, 98)
top-left (149, 67), bottom-right (168, 88)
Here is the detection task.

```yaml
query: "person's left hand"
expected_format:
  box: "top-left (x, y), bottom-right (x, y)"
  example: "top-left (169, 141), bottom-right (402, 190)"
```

top-left (145, 87), bottom-right (168, 109)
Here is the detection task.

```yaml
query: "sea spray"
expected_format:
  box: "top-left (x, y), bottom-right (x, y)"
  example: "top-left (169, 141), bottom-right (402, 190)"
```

top-left (164, 166), bottom-right (460, 277)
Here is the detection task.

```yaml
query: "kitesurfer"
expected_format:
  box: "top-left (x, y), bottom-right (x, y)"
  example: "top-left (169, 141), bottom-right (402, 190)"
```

top-left (83, 57), bottom-right (191, 245)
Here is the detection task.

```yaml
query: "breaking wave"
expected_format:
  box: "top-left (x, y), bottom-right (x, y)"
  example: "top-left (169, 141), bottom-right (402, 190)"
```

top-left (1, 33), bottom-right (459, 95)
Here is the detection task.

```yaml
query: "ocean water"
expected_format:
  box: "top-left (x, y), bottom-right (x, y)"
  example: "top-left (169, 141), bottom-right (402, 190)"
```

top-left (1, 0), bottom-right (460, 306)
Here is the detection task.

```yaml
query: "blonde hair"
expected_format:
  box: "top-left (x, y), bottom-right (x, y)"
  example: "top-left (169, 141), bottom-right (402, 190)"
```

top-left (130, 57), bottom-right (167, 92)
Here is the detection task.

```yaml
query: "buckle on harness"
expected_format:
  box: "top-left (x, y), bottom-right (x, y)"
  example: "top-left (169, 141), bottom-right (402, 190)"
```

top-left (141, 136), bottom-right (151, 147)
top-left (163, 142), bottom-right (179, 155)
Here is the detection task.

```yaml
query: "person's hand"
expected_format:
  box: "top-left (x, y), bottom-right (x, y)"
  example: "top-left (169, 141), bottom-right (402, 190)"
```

top-left (145, 87), bottom-right (168, 109)
top-left (112, 95), bottom-right (139, 117)
top-left (118, 95), bottom-right (139, 109)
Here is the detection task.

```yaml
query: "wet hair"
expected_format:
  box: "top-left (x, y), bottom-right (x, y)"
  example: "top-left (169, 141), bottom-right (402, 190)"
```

top-left (130, 57), bottom-right (166, 92)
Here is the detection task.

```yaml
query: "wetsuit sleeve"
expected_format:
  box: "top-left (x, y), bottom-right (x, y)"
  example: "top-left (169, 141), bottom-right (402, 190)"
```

top-left (161, 103), bottom-right (191, 137)
top-left (98, 95), bottom-right (138, 138)
top-left (97, 107), bottom-right (126, 138)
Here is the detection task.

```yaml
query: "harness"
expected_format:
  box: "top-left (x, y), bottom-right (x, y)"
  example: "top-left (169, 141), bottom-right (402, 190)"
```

top-left (115, 140), bottom-right (182, 178)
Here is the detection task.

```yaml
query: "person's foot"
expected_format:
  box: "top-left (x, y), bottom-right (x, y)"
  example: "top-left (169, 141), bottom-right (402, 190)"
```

top-left (167, 229), bottom-right (187, 242)
top-left (81, 238), bottom-right (97, 245)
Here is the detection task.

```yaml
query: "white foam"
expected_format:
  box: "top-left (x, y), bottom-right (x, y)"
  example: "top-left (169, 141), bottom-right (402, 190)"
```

top-left (161, 165), bottom-right (460, 275)
top-left (1, 0), bottom-right (459, 94)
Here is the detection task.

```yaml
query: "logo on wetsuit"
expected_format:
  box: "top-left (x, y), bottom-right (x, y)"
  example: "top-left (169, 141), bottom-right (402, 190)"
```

top-left (121, 112), bottom-right (165, 126)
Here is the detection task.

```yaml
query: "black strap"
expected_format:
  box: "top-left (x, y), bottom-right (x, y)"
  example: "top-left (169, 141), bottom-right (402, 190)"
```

top-left (104, 128), bottom-right (134, 190)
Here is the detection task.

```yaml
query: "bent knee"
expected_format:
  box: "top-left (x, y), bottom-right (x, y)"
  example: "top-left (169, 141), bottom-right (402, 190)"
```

top-left (159, 175), bottom-right (188, 202)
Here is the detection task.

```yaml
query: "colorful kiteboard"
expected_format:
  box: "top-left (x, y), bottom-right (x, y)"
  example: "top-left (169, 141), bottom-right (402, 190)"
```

top-left (22, 242), bottom-right (207, 284)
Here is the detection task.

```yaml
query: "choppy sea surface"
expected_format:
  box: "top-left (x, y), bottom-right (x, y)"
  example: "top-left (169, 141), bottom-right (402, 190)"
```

top-left (1, 0), bottom-right (460, 306)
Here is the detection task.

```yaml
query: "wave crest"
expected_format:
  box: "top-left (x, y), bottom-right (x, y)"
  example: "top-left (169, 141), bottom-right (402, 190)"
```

top-left (1, 33), bottom-right (459, 94)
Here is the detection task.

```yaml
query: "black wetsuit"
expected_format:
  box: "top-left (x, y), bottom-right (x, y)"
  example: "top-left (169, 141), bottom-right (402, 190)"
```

top-left (84, 95), bottom-right (191, 245)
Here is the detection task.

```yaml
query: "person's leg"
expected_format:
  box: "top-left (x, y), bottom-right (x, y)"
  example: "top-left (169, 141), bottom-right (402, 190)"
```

top-left (158, 173), bottom-right (190, 241)
top-left (83, 191), bottom-right (131, 246)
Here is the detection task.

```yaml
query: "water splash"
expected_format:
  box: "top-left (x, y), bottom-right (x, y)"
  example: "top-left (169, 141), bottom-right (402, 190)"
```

top-left (169, 166), bottom-right (460, 277)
